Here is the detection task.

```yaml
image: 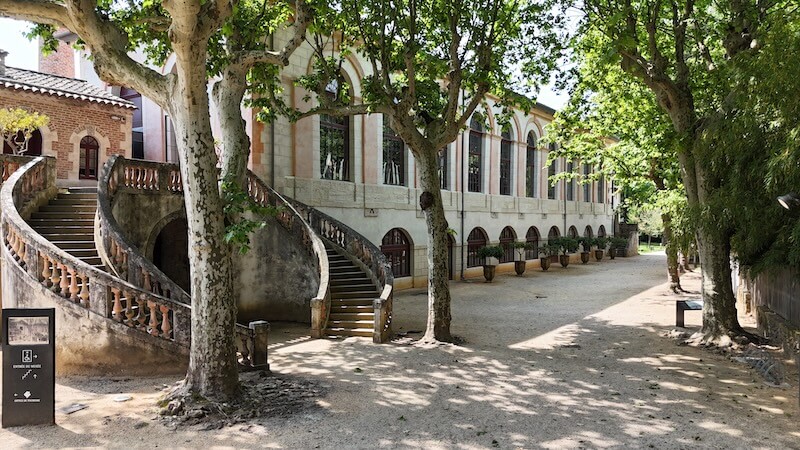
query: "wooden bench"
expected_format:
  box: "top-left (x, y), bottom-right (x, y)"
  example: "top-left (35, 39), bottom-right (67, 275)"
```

top-left (676, 300), bottom-right (703, 327)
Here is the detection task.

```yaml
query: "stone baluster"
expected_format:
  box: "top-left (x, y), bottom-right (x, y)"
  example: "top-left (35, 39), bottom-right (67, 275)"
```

top-left (59, 263), bottom-right (69, 297)
top-left (239, 334), bottom-right (251, 367)
top-left (41, 253), bottom-right (52, 286)
top-left (160, 304), bottom-right (172, 338)
top-left (142, 270), bottom-right (152, 292)
top-left (68, 267), bottom-right (79, 302)
top-left (124, 290), bottom-right (135, 325)
top-left (49, 257), bottom-right (60, 290)
top-left (111, 287), bottom-right (123, 322)
top-left (79, 274), bottom-right (90, 307)
top-left (136, 295), bottom-right (147, 328)
top-left (148, 300), bottom-right (160, 336)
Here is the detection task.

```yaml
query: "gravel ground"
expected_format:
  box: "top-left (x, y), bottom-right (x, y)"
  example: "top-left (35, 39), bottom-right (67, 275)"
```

top-left (2, 252), bottom-right (798, 449)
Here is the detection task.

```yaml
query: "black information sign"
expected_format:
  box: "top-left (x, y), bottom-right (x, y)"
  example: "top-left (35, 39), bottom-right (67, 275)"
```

top-left (2, 308), bottom-right (55, 428)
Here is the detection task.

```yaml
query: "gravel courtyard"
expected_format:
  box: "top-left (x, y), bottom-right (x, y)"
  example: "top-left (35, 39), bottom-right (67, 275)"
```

top-left (2, 252), bottom-right (798, 449)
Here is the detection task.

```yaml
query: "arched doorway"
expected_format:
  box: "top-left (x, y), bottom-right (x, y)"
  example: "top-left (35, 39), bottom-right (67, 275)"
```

top-left (547, 226), bottom-right (560, 243)
top-left (153, 218), bottom-right (190, 292)
top-left (381, 228), bottom-right (412, 278)
top-left (467, 227), bottom-right (488, 267)
top-left (499, 226), bottom-right (516, 263)
top-left (79, 136), bottom-right (99, 180)
top-left (525, 227), bottom-right (540, 259)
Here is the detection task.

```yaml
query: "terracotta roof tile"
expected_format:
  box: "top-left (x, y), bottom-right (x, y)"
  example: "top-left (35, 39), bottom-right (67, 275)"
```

top-left (0, 67), bottom-right (135, 109)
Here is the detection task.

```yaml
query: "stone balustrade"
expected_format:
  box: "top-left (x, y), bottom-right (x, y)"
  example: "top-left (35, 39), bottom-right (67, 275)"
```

top-left (1, 157), bottom-right (192, 353)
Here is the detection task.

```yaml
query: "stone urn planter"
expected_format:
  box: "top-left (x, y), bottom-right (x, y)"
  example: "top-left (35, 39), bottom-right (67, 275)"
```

top-left (514, 260), bottom-right (526, 275)
top-left (540, 257), bottom-right (551, 271)
top-left (559, 254), bottom-right (570, 268)
top-left (580, 251), bottom-right (590, 264)
top-left (594, 249), bottom-right (604, 261)
top-left (477, 246), bottom-right (504, 283)
top-left (594, 237), bottom-right (609, 261)
top-left (512, 242), bottom-right (531, 276)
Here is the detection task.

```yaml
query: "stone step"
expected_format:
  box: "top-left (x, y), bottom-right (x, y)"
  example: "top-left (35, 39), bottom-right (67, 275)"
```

top-left (39, 205), bottom-right (96, 212)
top-left (330, 277), bottom-right (374, 285)
top-left (35, 226), bottom-right (94, 234)
top-left (51, 240), bottom-right (95, 249)
top-left (328, 260), bottom-right (356, 267)
top-left (331, 284), bottom-right (377, 293)
top-left (62, 248), bottom-right (99, 258)
top-left (329, 304), bottom-right (373, 312)
top-left (28, 219), bottom-right (95, 227)
top-left (38, 233), bottom-right (94, 241)
top-left (331, 298), bottom-right (375, 306)
top-left (31, 211), bottom-right (95, 219)
top-left (328, 320), bottom-right (374, 329)
top-left (329, 312), bottom-right (374, 321)
top-left (331, 291), bottom-right (379, 299)
top-left (80, 256), bottom-right (103, 266)
top-left (325, 328), bottom-right (373, 338)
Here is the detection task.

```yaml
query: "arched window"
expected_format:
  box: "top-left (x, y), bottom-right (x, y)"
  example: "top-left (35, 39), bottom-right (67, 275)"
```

top-left (598, 225), bottom-right (607, 237)
top-left (381, 228), bottom-right (412, 277)
top-left (468, 115), bottom-right (483, 192)
top-left (320, 79), bottom-right (350, 181)
top-left (500, 127), bottom-right (513, 195)
top-left (583, 164), bottom-right (591, 202)
top-left (584, 225), bottom-right (593, 238)
top-left (438, 146), bottom-right (448, 190)
top-left (526, 131), bottom-right (537, 198)
top-left (467, 227), bottom-right (488, 267)
top-left (79, 136), bottom-right (99, 180)
top-left (568, 226), bottom-right (579, 239)
top-left (499, 226), bottom-right (516, 263)
top-left (525, 227), bottom-right (540, 260)
top-left (547, 143), bottom-right (557, 200)
top-left (566, 161), bottom-right (575, 201)
top-left (382, 122), bottom-right (405, 186)
top-left (547, 226), bottom-right (560, 243)
top-left (3, 129), bottom-right (42, 156)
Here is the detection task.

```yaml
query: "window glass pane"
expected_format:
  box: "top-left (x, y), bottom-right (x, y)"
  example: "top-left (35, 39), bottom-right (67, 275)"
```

top-left (382, 124), bottom-right (405, 186)
top-left (526, 134), bottom-right (536, 198)
top-left (320, 114), bottom-right (349, 181)
top-left (500, 139), bottom-right (512, 196)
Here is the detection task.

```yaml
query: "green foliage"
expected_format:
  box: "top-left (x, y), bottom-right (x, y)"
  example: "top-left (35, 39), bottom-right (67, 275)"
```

top-left (550, 237), bottom-right (579, 255)
top-left (610, 237), bottom-right (628, 250)
top-left (539, 242), bottom-right (559, 257)
top-left (477, 245), bottom-right (504, 260)
top-left (0, 108), bottom-right (50, 155)
top-left (594, 236), bottom-right (609, 250)
top-left (513, 241), bottom-right (532, 258)
top-left (221, 177), bottom-right (279, 254)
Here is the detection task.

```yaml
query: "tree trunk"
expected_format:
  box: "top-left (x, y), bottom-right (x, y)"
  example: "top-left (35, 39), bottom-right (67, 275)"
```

top-left (696, 226), bottom-right (741, 339)
top-left (661, 213), bottom-right (682, 292)
top-left (169, 44), bottom-right (239, 402)
top-left (415, 146), bottom-right (453, 342)
top-left (213, 66), bottom-right (251, 187)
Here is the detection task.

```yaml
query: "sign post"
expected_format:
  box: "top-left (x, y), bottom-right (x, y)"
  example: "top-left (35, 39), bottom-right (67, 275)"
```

top-left (2, 308), bottom-right (55, 428)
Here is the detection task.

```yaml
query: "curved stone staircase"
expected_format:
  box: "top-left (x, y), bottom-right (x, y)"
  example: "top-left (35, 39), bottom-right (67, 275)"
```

top-left (0, 155), bottom-right (393, 374)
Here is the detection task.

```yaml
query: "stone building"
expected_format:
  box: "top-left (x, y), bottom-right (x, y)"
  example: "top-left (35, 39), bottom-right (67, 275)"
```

top-left (32, 33), bottom-right (617, 287)
top-left (0, 49), bottom-right (133, 183)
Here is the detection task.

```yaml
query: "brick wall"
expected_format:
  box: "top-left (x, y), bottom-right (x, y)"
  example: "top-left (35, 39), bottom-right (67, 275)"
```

top-left (38, 40), bottom-right (75, 78)
top-left (0, 89), bottom-right (132, 179)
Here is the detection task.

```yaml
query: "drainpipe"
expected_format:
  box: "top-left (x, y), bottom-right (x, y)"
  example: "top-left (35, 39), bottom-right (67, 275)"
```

top-left (459, 88), bottom-right (466, 280)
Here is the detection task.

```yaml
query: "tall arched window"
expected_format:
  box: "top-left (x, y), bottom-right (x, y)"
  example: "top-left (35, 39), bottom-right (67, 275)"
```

top-left (526, 131), bottom-right (537, 198)
top-left (382, 122), bottom-right (405, 186)
top-left (79, 136), bottom-right (99, 180)
top-left (381, 228), bottom-right (412, 277)
top-left (468, 115), bottom-right (483, 192)
top-left (583, 164), bottom-right (591, 202)
top-left (566, 161), bottom-right (575, 201)
top-left (499, 226), bottom-right (516, 263)
top-left (547, 143), bottom-right (557, 200)
top-left (467, 227), bottom-right (488, 267)
top-left (320, 79), bottom-right (350, 181)
top-left (500, 127), bottom-right (513, 195)
top-left (526, 227), bottom-right (540, 260)
top-left (598, 225), bottom-right (607, 237)
top-left (598, 175), bottom-right (605, 203)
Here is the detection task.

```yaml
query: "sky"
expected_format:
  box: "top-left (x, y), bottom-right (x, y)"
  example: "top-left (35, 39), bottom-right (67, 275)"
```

top-left (0, 18), bottom-right (570, 110)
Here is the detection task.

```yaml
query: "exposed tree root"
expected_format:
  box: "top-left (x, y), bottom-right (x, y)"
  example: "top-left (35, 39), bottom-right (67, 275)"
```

top-left (685, 327), bottom-right (764, 350)
top-left (158, 371), bottom-right (323, 429)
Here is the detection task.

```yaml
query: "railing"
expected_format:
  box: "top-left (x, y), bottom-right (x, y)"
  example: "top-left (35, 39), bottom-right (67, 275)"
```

top-left (1, 154), bottom-right (35, 182)
top-left (0, 157), bottom-right (191, 351)
top-left (268, 189), bottom-right (394, 343)
top-left (244, 173), bottom-right (332, 339)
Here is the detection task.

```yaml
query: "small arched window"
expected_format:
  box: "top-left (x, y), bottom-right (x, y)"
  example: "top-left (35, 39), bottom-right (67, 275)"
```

top-left (381, 228), bottom-right (412, 277)
top-left (547, 226), bottom-right (560, 243)
top-left (500, 127), bottom-right (513, 196)
top-left (584, 225), bottom-right (593, 238)
top-left (499, 226), bottom-right (516, 263)
top-left (526, 132), bottom-right (537, 198)
top-left (79, 136), bottom-right (99, 180)
top-left (568, 226), bottom-right (579, 239)
top-left (598, 225), bottom-right (607, 237)
top-left (468, 115), bottom-right (484, 192)
top-left (467, 227), bottom-right (488, 267)
top-left (583, 164), bottom-right (592, 202)
top-left (547, 143), bottom-right (557, 200)
top-left (526, 227), bottom-right (540, 260)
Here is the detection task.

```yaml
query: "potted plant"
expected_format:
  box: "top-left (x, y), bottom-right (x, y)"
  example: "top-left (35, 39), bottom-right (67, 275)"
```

top-left (594, 236), bottom-right (609, 261)
top-left (512, 242), bottom-right (531, 275)
top-left (578, 237), bottom-right (593, 264)
top-left (553, 237), bottom-right (579, 268)
top-left (610, 236), bottom-right (628, 259)
top-left (477, 245), bottom-right (504, 282)
top-left (538, 243), bottom-right (557, 271)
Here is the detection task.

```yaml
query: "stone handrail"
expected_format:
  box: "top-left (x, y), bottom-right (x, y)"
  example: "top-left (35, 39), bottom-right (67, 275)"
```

top-left (272, 190), bottom-right (394, 343)
top-left (244, 173), bottom-right (332, 339)
top-left (1, 157), bottom-right (192, 351)
top-left (1, 154), bottom-right (36, 182)
top-left (97, 156), bottom-right (189, 304)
